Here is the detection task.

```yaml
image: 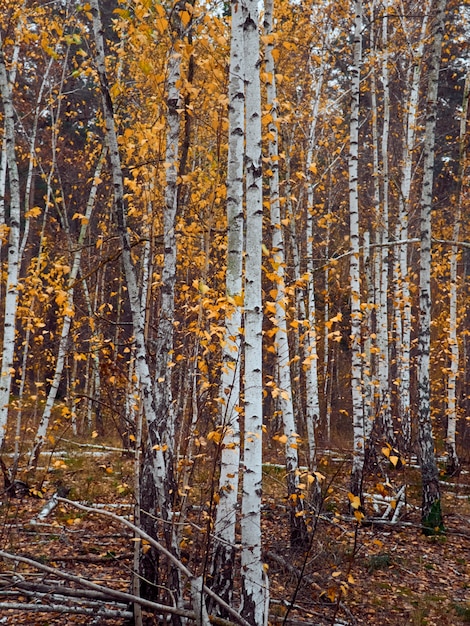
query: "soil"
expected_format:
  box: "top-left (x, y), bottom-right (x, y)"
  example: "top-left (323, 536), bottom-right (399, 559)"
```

top-left (0, 449), bottom-right (468, 625)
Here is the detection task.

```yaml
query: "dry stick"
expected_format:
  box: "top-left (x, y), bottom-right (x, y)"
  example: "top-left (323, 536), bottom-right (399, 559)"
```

top-left (0, 549), bottom-right (194, 619)
top-left (2, 578), bottom-right (125, 603)
top-left (1, 586), bottom-right (130, 612)
top-left (0, 602), bottom-right (132, 619)
top-left (57, 497), bottom-right (252, 626)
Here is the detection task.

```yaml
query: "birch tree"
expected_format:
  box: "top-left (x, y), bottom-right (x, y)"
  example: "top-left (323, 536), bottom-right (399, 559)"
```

top-left (240, 0), bottom-right (268, 621)
top-left (445, 65), bottom-right (469, 476)
top-left (417, 0), bottom-right (447, 533)
top-left (393, 0), bottom-right (431, 451)
top-left (211, 0), bottom-right (244, 608)
top-left (349, 0), bottom-right (366, 498)
top-left (90, 0), bottom-right (178, 605)
top-left (0, 30), bottom-right (21, 448)
top-left (264, 0), bottom-right (308, 547)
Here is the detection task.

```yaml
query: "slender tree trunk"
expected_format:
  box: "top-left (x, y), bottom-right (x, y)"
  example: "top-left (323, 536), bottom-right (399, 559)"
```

top-left (211, 0), bottom-right (244, 609)
top-left (0, 34), bottom-right (22, 449)
top-left (28, 148), bottom-right (107, 467)
top-left (417, 0), bottom-right (447, 534)
top-left (349, 0), bottom-right (365, 498)
top-left (140, 11), bottom-right (183, 613)
top-left (264, 0), bottom-right (308, 547)
top-left (377, 0), bottom-right (394, 445)
top-left (240, 0), bottom-right (268, 622)
top-left (90, 0), bottom-right (176, 603)
top-left (394, 0), bottom-right (431, 451)
top-left (445, 66), bottom-right (469, 475)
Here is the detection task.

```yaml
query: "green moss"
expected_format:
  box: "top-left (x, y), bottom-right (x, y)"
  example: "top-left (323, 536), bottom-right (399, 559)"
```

top-left (422, 499), bottom-right (445, 536)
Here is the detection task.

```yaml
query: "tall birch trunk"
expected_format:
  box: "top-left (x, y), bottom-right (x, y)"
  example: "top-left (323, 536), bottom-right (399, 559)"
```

top-left (240, 0), bottom-right (268, 622)
top-left (445, 66), bottom-right (469, 475)
top-left (0, 35), bottom-right (21, 448)
top-left (211, 0), bottom-right (244, 608)
top-left (264, 0), bottom-right (308, 547)
top-left (394, 1), bottom-right (431, 451)
top-left (417, 0), bottom-right (446, 534)
top-left (376, 0), bottom-right (394, 445)
top-left (140, 11), bottom-right (183, 610)
top-left (349, 0), bottom-right (365, 498)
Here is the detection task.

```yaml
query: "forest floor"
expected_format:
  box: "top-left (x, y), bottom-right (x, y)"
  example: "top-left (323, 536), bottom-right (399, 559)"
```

top-left (0, 443), bottom-right (468, 626)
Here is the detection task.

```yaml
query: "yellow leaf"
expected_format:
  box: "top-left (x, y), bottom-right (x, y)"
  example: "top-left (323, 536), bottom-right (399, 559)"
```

top-left (207, 430), bottom-right (222, 444)
top-left (381, 445), bottom-right (391, 458)
top-left (354, 510), bottom-right (364, 522)
top-left (332, 571), bottom-right (342, 578)
top-left (180, 10), bottom-right (191, 27)
top-left (91, 430), bottom-right (98, 438)
top-left (25, 206), bottom-right (42, 218)
top-left (347, 492), bottom-right (361, 510)
top-left (277, 434), bottom-right (288, 444)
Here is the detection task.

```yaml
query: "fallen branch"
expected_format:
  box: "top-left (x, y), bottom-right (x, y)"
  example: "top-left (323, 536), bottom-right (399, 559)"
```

top-left (59, 438), bottom-right (133, 454)
top-left (0, 549), bottom-right (195, 620)
top-left (1, 577), bottom-right (122, 603)
top-left (0, 601), bottom-right (132, 619)
top-left (57, 497), bottom-right (252, 626)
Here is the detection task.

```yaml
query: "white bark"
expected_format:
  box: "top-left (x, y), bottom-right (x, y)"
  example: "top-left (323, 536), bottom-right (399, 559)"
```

top-left (0, 34), bottom-right (22, 446)
top-left (377, 0), bottom-right (394, 444)
top-left (240, 0), bottom-right (267, 622)
top-left (264, 0), bottom-right (308, 545)
top-left (417, 0), bottom-right (446, 530)
top-left (394, 1), bottom-right (430, 450)
top-left (212, 0), bottom-right (244, 607)
top-left (304, 23), bottom-right (328, 471)
top-left (445, 66), bottom-right (469, 475)
top-left (349, 0), bottom-right (365, 498)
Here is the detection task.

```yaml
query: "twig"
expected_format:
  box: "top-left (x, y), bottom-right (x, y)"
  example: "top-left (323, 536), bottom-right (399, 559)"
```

top-left (0, 601), bottom-right (133, 619)
top-left (59, 438), bottom-right (133, 454)
top-left (0, 549), bottom-right (195, 619)
top-left (57, 497), bottom-right (252, 626)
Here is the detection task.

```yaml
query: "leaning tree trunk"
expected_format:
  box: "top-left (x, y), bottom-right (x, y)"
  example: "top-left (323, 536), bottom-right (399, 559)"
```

top-left (28, 148), bottom-right (107, 468)
top-left (417, 0), bottom-right (447, 534)
top-left (90, 0), bottom-right (176, 602)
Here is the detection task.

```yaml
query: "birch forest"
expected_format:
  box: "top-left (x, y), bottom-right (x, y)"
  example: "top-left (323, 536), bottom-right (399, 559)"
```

top-left (0, 0), bottom-right (469, 625)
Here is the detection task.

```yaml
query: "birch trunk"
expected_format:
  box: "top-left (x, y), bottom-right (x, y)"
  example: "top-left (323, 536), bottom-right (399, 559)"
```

top-left (417, 0), bottom-right (446, 534)
top-left (240, 0), bottom-right (268, 622)
top-left (140, 12), bottom-right (183, 609)
top-left (349, 0), bottom-right (365, 498)
top-left (211, 0), bottom-right (244, 608)
top-left (0, 35), bottom-right (22, 448)
top-left (90, 0), bottom-right (175, 596)
top-left (264, 0), bottom-right (308, 547)
top-left (445, 66), bottom-right (469, 475)
top-left (377, 0), bottom-right (394, 445)
top-left (394, 1), bottom-right (430, 451)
